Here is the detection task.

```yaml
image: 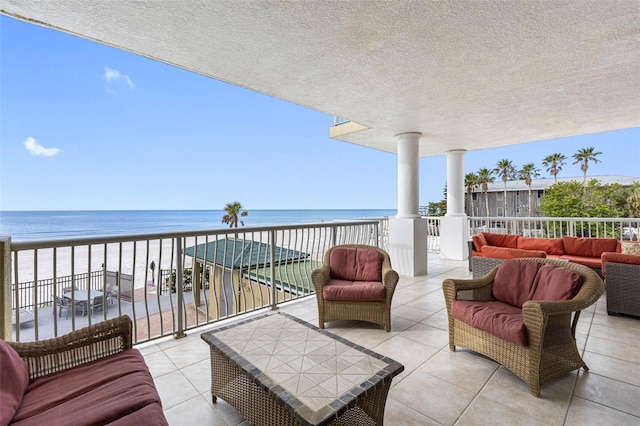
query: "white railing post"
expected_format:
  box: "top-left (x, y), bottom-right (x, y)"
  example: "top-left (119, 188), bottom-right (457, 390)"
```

top-left (331, 225), bottom-right (337, 247)
top-left (175, 237), bottom-right (186, 338)
top-left (269, 230), bottom-right (278, 311)
top-left (1, 237), bottom-right (11, 340)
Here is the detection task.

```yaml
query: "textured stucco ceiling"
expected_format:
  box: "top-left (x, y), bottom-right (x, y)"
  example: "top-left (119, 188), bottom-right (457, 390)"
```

top-left (2, 0), bottom-right (639, 157)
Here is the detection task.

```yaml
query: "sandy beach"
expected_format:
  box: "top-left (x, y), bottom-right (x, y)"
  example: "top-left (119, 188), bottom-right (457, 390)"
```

top-left (10, 225), bottom-right (369, 291)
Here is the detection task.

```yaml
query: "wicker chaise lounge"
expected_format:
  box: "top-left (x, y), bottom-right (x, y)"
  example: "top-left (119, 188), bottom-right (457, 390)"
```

top-left (312, 244), bottom-right (399, 332)
top-left (443, 258), bottom-right (605, 396)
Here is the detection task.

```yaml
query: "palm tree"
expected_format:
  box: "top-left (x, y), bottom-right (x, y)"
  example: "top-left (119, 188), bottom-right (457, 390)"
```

top-left (541, 153), bottom-right (567, 183)
top-left (625, 183), bottom-right (640, 218)
top-left (221, 201), bottom-right (248, 228)
top-left (494, 159), bottom-right (515, 217)
top-left (476, 168), bottom-right (494, 218)
top-left (572, 147), bottom-right (602, 189)
top-left (464, 172), bottom-right (478, 217)
top-left (518, 163), bottom-right (540, 216)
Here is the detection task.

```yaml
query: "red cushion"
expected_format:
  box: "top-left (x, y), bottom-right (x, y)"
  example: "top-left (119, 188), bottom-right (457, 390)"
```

top-left (559, 255), bottom-right (602, 269)
top-left (106, 402), bottom-right (167, 426)
top-left (451, 300), bottom-right (527, 346)
top-left (492, 259), bottom-right (542, 308)
top-left (12, 349), bottom-right (167, 425)
top-left (602, 252), bottom-right (640, 265)
top-left (482, 232), bottom-right (519, 248)
top-left (517, 237), bottom-right (565, 255)
top-left (480, 245), bottom-right (546, 260)
top-left (0, 340), bottom-right (29, 425)
top-left (472, 233), bottom-right (488, 251)
top-left (602, 252), bottom-right (640, 276)
top-left (562, 236), bottom-right (619, 257)
top-left (532, 264), bottom-right (583, 301)
top-left (322, 279), bottom-right (386, 302)
top-left (329, 247), bottom-right (383, 282)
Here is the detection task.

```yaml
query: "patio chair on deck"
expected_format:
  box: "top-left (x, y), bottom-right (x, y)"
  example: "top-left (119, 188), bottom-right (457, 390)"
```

top-left (62, 285), bottom-right (78, 294)
top-left (106, 283), bottom-right (118, 305)
top-left (56, 296), bottom-right (83, 319)
top-left (90, 295), bottom-right (106, 316)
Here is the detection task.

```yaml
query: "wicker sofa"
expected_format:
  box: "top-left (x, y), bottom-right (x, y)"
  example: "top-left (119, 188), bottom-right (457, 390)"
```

top-left (1, 315), bottom-right (168, 425)
top-left (443, 258), bottom-right (605, 396)
top-left (470, 232), bottom-right (626, 278)
top-left (311, 244), bottom-right (399, 332)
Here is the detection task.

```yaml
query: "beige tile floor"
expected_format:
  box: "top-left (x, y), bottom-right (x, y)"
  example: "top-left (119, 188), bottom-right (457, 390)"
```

top-left (137, 257), bottom-right (640, 426)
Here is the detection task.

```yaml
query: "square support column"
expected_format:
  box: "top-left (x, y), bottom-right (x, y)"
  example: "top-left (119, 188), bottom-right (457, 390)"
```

top-left (388, 217), bottom-right (428, 276)
top-left (439, 216), bottom-right (469, 261)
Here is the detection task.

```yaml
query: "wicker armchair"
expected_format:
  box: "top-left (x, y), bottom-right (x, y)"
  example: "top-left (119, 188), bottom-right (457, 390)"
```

top-left (311, 244), bottom-right (399, 332)
top-left (443, 258), bottom-right (605, 396)
top-left (604, 255), bottom-right (640, 317)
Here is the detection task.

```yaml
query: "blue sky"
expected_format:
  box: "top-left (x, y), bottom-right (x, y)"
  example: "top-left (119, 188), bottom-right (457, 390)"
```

top-left (1, 16), bottom-right (639, 211)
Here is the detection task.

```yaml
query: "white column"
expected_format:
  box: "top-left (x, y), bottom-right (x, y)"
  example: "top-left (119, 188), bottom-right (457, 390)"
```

top-left (440, 149), bottom-right (469, 260)
top-left (396, 132), bottom-right (421, 218)
top-left (446, 149), bottom-right (466, 217)
top-left (388, 132), bottom-right (427, 276)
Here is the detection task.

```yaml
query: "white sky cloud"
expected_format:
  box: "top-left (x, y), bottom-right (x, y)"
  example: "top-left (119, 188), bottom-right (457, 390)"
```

top-left (103, 67), bottom-right (135, 89)
top-left (23, 137), bottom-right (60, 157)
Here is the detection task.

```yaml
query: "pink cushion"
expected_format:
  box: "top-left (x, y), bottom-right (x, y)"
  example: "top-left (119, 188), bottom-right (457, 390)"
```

top-left (532, 264), bottom-right (583, 301)
top-left (329, 247), bottom-right (383, 282)
top-left (517, 237), bottom-right (565, 255)
top-left (492, 259), bottom-right (542, 308)
top-left (322, 279), bottom-right (386, 302)
top-left (0, 340), bottom-right (29, 425)
top-left (562, 236), bottom-right (619, 257)
top-left (12, 349), bottom-right (167, 425)
top-left (480, 245), bottom-right (546, 260)
top-left (451, 300), bottom-right (527, 346)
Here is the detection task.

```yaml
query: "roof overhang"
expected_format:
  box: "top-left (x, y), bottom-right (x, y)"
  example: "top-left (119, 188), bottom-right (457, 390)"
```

top-left (2, 0), bottom-right (638, 157)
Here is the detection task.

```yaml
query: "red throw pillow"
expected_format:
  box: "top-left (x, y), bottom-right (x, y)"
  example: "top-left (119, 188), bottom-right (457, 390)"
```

top-left (0, 340), bottom-right (30, 425)
top-left (562, 236), bottom-right (619, 257)
top-left (472, 233), bottom-right (488, 251)
top-left (492, 259), bottom-right (542, 308)
top-left (482, 232), bottom-right (519, 248)
top-left (532, 264), bottom-right (583, 301)
top-left (354, 248), bottom-right (383, 282)
top-left (517, 237), bottom-right (565, 255)
top-left (329, 247), bottom-right (383, 282)
top-left (329, 247), bottom-right (358, 281)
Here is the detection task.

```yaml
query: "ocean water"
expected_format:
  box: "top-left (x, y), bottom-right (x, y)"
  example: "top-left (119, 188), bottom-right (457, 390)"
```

top-left (0, 209), bottom-right (395, 241)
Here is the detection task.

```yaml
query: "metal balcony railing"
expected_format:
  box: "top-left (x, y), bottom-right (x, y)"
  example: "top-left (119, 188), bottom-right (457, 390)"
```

top-left (3, 219), bottom-right (388, 343)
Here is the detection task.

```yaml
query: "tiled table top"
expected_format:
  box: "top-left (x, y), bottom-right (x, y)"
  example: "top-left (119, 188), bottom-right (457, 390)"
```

top-left (202, 312), bottom-right (404, 425)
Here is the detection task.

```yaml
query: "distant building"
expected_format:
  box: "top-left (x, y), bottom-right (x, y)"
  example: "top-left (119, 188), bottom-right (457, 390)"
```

top-left (467, 175), bottom-right (639, 217)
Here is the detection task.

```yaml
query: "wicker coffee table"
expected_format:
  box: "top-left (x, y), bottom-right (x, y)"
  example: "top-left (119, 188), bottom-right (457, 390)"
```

top-left (201, 313), bottom-right (404, 426)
